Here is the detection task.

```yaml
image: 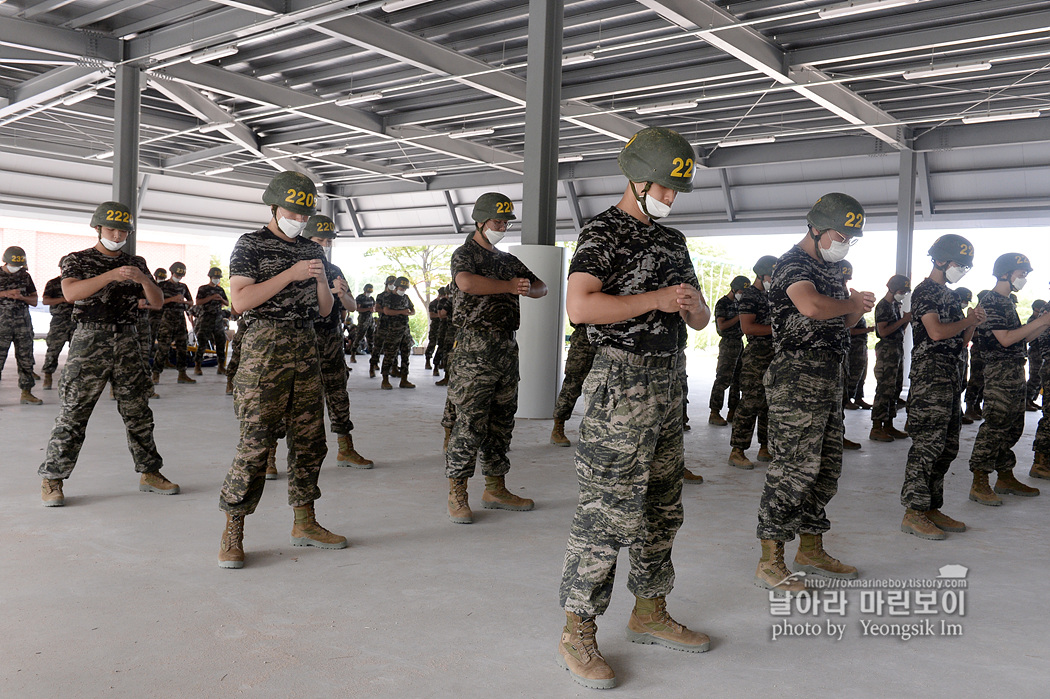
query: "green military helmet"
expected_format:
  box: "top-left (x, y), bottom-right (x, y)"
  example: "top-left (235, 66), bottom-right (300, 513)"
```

top-left (993, 252), bottom-right (1033, 279)
top-left (208, 267), bottom-right (223, 278)
top-left (839, 260), bottom-right (854, 279)
top-left (3, 246), bottom-right (26, 265)
top-left (730, 275), bottom-right (750, 292)
top-left (471, 192), bottom-right (516, 222)
top-left (1033, 299), bottom-right (1046, 313)
top-left (154, 267), bottom-right (168, 281)
top-left (305, 214), bottom-right (337, 239)
top-left (262, 171), bottom-right (317, 216)
top-left (618, 127), bottom-right (696, 193)
top-left (754, 255), bottom-right (778, 277)
top-left (888, 275), bottom-right (911, 293)
top-left (395, 276), bottom-right (410, 289)
top-left (363, 283), bottom-right (373, 292)
top-left (927, 234), bottom-right (974, 268)
top-left (170, 261), bottom-right (187, 276)
top-left (954, 286), bottom-right (972, 304)
top-left (807, 193), bottom-right (864, 237)
top-left (89, 201), bottom-right (134, 231)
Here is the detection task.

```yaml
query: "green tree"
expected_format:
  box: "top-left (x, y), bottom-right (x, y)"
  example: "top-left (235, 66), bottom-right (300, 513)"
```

top-left (365, 245), bottom-right (454, 343)
top-left (685, 239), bottom-right (752, 351)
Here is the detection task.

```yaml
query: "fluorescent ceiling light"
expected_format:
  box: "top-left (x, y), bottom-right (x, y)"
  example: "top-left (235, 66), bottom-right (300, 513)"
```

top-left (205, 166), bottom-right (234, 175)
top-left (562, 52), bottom-right (596, 66)
top-left (189, 44), bottom-right (239, 64)
top-left (401, 170), bottom-right (438, 178)
top-left (558, 154), bottom-right (584, 163)
top-left (818, 0), bottom-right (919, 20)
top-left (449, 127), bottom-right (495, 139)
top-left (334, 91), bottom-right (383, 106)
top-left (720, 135), bottom-right (776, 147)
top-left (636, 100), bottom-right (698, 115)
top-left (95, 150), bottom-right (114, 160)
top-left (903, 61), bottom-right (992, 80)
top-left (311, 147), bottom-right (346, 157)
top-left (62, 90), bottom-right (98, 106)
top-left (199, 120), bottom-right (237, 133)
top-left (382, 0), bottom-right (434, 11)
top-left (961, 110), bottom-right (1041, 124)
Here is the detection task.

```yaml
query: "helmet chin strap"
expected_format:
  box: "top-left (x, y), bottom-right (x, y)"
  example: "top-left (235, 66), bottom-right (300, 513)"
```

top-left (632, 181), bottom-right (656, 219)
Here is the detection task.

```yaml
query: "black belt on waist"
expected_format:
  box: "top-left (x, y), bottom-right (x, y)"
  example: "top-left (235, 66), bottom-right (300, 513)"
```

top-left (78, 321), bottom-right (136, 332)
top-left (596, 345), bottom-right (679, 368)
top-left (249, 318), bottom-right (314, 329)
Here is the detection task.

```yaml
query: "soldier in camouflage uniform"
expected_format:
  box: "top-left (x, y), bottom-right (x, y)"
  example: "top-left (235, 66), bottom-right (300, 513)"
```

top-left (1, 246), bottom-right (42, 404)
top-left (217, 171), bottom-right (347, 569)
top-left (836, 260), bottom-right (866, 451)
top-left (425, 286), bottom-right (447, 371)
top-left (1030, 295), bottom-right (1050, 479)
top-left (224, 313), bottom-right (245, 395)
top-left (953, 287), bottom-right (974, 425)
top-left (550, 322), bottom-right (596, 447)
top-left (898, 235), bottom-right (984, 539)
top-left (369, 275), bottom-right (397, 379)
top-left (350, 283), bottom-right (375, 363)
top-left (870, 275), bottom-right (912, 441)
top-left (755, 193), bottom-right (874, 595)
top-left (433, 287), bottom-right (454, 383)
top-left (964, 288), bottom-right (991, 420)
top-left (445, 192), bottom-right (545, 526)
top-left (558, 128), bottom-right (712, 691)
top-left (728, 256), bottom-right (777, 469)
top-left (1026, 300), bottom-right (1045, 409)
top-left (967, 253), bottom-right (1050, 506)
top-left (305, 215), bottom-right (373, 468)
top-left (37, 202), bottom-right (179, 507)
top-left (708, 276), bottom-right (748, 426)
top-left (151, 261), bottom-right (196, 385)
top-left (842, 262), bottom-right (873, 412)
top-left (41, 258), bottom-right (74, 390)
top-left (380, 276), bottom-right (416, 389)
top-left (194, 266), bottom-right (230, 375)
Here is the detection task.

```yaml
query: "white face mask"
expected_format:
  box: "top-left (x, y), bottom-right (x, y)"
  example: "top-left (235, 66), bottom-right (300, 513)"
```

top-left (485, 228), bottom-right (505, 246)
top-left (386, 284), bottom-right (396, 291)
top-left (734, 293), bottom-right (743, 301)
top-left (894, 292), bottom-right (909, 303)
top-left (211, 277), bottom-right (222, 284)
top-left (6, 264), bottom-right (23, 273)
top-left (277, 216), bottom-right (307, 238)
top-left (945, 266), bottom-right (967, 284)
top-left (100, 237), bottom-right (126, 251)
top-left (396, 289), bottom-right (406, 296)
top-left (644, 194), bottom-right (672, 219)
top-left (819, 236), bottom-right (851, 263)
top-left (1012, 276), bottom-right (1027, 292)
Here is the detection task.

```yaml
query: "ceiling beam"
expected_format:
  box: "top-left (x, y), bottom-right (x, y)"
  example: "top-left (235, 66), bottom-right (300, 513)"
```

top-left (0, 65), bottom-right (108, 120)
top-left (64, 0), bottom-right (156, 30)
top-left (0, 16), bottom-right (119, 61)
top-left (21, 0), bottom-right (78, 20)
top-left (163, 143), bottom-right (244, 169)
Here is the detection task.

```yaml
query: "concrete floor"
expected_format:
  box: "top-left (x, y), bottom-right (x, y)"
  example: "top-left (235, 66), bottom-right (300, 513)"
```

top-left (1, 347), bottom-right (1048, 699)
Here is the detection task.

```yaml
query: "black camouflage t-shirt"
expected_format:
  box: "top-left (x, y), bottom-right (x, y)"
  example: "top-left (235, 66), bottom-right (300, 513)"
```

top-left (569, 206), bottom-right (699, 357)
top-left (355, 293), bottom-right (375, 313)
top-left (383, 291), bottom-right (415, 329)
top-left (910, 278), bottom-right (965, 364)
top-left (229, 226), bottom-right (325, 323)
top-left (158, 280), bottom-right (192, 317)
top-left (451, 237), bottom-right (537, 333)
top-left (195, 283), bottom-right (228, 318)
top-left (768, 245), bottom-right (849, 356)
top-left (737, 284), bottom-right (771, 343)
top-left (850, 316), bottom-right (869, 351)
top-left (875, 298), bottom-right (905, 344)
top-left (62, 247), bottom-right (151, 325)
top-left (0, 267), bottom-right (36, 313)
top-left (714, 295), bottom-right (742, 340)
top-left (374, 290), bottom-right (394, 330)
top-left (977, 290), bottom-right (1024, 362)
top-left (316, 260), bottom-right (346, 330)
top-left (43, 276), bottom-right (73, 317)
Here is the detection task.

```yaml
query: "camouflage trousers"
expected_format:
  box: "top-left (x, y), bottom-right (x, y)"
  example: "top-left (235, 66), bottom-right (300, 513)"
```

top-left (425, 319), bottom-right (442, 361)
top-left (137, 312), bottom-right (152, 366)
top-left (225, 321), bottom-right (246, 382)
top-left (553, 324), bottom-right (597, 422)
top-left (872, 341), bottom-right (905, 422)
top-left (1028, 350), bottom-right (1043, 404)
top-left (965, 348), bottom-right (984, 411)
top-left (757, 351), bottom-right (844, 541)
top-left (370, 321), bottom-right (397, 372)
top-left (445, 328), bottom-right (518, 479)
top-left (0, 305), bottom-right (37, 389)
top-left (708, 336), bottom-right (743, 412)
top-left (381, 322), bottom-right (412, 377)
top-left (352, 312), bottom-right (374, 356)
top-left (901, 356), bottom-right (962, 510)
top-left (316, 326), bottom-right (353, 435)
top-left (220, 322), bottom-right (326, 515)
top-left (434, 320), bottom-right (454, 371)
top-left (1033, 361), bottom-right (1050, 454)
top-left (42, 311), bottom-right (75, 375)
top-left (845, 341), bottom-right (867, 402)
top-left (152, 311), bottom-right (190, 372)
top-left (731, 340), bottom-right (772, 450)
top-left (195, 313), bottom-right (226, 367)
top-left (969, 359), bottom-right (1026, 475)
top-left (38, 324), bottom-right (162, 479)
top-left (560, 348), bottom-right (685, 618)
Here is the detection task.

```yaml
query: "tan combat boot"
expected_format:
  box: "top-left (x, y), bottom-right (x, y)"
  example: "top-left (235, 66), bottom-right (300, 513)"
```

top-left (448, 477), bottom-right (472, 524)
top-left (265, 447), bottom-right (278, 480)
top-left (794, 533), bottom-right (858, 579)
top-left (969, 471), bottom-right (1002, 506)
top-left (217, 360), bottom-right (226, 376)
top-left (901, 509), bottom-right (946, 540)
top-left (842, 437), bottom-right (862, 450)
top-left (41, 478), bottom-right (64, 507)
top-left (435, 373), bottom-right (449, 386)
top-left (994, 469), bottom-right (1040, 497)
top-left (482, 475), bottom-right (534, 511)
top-left (218, 512), bottom-right (245, 569)
top-left (20, 389), bottom-right (43, 405)
top-left (884, 420), bottom-right (909, 439)
top-left (443, 427), bottom-right (451, 453)
top-left (368, 366), bottom-right (376, 379)
top-left (1031, 452), bottom-right (1050, 480)
top-left (754, 539), bottom-right (806, 594)
top-left (683, 468), bottom-right (704, 484)
top-left (756, 444), bottom-right (772, 462)
top-left (42, 373), bottom-right (52, 390)
top-left (925, 509), bottom-right (966, 532)
top-left (425, 359), bottom-right (432, 370)
top-left (708, 410), bottom-right (728, 426)
top-left (336, 434), bottom-right (374, 469)
top-left (193, 365), bottom-right (203, 376)
top-left (380, 374), bottom-right (393, 390)
top-left (726, 408), bottom-right (736, 423)
top-left (550, 420), bottom-right (571, 447)
top-left (290, 503), bottom-right (348, 549)
top-left (225, 376), bottom-right (234, 395)
top-left (399, 376), bottom-right (415, 389)
top-left (152, 371), bottom-right (160, 384)
top-left (432, 365), bottom-right (439, 376)
top-left (177, 370), bottom-right (196, 384)
top-left (139, 471), bottom-right (180, 495)
top-left (557, 612), bottom-right (616, 690)
top-left (728, 447), bottom-right (754, 470)
top-left (626, 596), bottom-right (710, 652)
top-left (869, 420), bottom-right (893, 442)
